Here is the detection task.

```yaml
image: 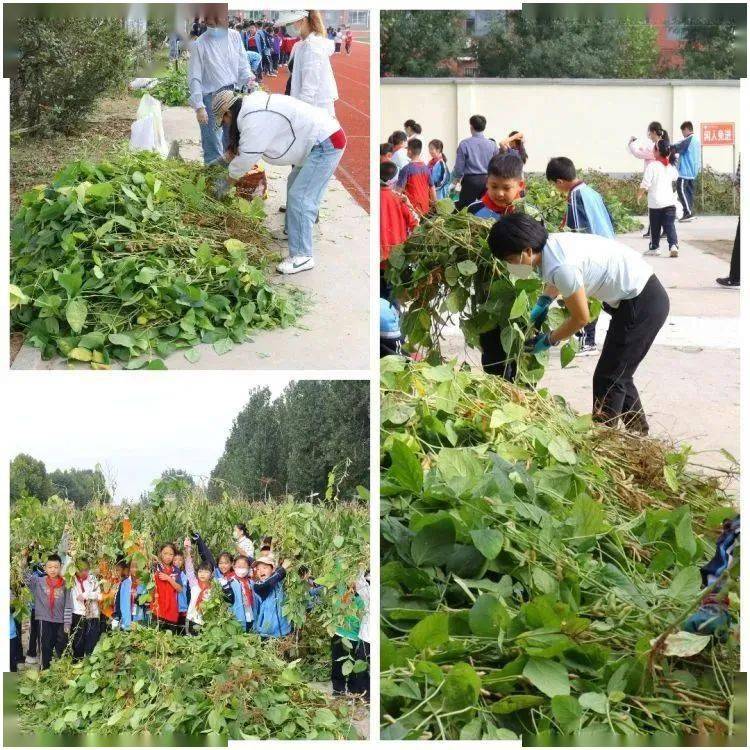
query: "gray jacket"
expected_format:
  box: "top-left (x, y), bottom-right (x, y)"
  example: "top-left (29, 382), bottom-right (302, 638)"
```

top-left (25, 569), bottom-right (72, 628)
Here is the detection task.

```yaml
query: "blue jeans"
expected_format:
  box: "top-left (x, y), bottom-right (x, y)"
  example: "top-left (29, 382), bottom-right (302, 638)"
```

top-left (285, 138), bottom-right (344, 258)
top-left (199, 85), bottom-right (233, 165)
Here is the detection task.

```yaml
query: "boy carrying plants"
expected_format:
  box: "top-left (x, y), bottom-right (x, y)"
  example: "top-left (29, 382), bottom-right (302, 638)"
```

top-left (22, 550), bottom-right (72, 669)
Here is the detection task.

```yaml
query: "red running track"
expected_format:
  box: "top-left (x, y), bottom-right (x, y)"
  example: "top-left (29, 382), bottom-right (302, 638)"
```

top-left (262, 37), bottom-right (370, 213)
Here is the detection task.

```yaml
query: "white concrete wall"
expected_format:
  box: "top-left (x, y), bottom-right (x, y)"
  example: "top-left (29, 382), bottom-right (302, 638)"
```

top-left (381, 78), bottom-right (741, 174)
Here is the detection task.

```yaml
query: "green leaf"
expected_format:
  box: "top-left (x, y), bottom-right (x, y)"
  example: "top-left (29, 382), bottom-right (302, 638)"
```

top-left (108, 333), bottom-right (135, 349)
top-left (9, 284), bottom-right (30, 309)
top-left (468, 594), bottom-right (509, 637)
top-left (65, 298), bottom-right (88, 333)
top-left (469, 527), bottom-right (504, 559)
top-left (551, 694), bottom-right (582, 732)
top-left (213, 337), bottom-right (234, 356)
top-left (548, 436), bottom-right (577, 465)
top-left (68, 347), bottom-right (92, 362)
top-left (457, 259), bottom-right (478, 276)
top-left (560, 341), bottom-right (576, 368)
top-left (579, 691), bottom-right (609, 714)
top-left (443, 662), bottom-right (481, 709)
top-left (523, 657), bottom-right (570, 697)
top-left (135, 267), bottom-right (159, 284)
top-left (509, 290), bottom-right (529, 319)
top-left (667, 566), bottom-right (701, 602)
top-left (411, 517), bottom-right (455, 567)
top-left (660, 630), bottom-right (712, 657)
top-left (184, 348), bottom-right (200, 363)
top-left (569, 495), bottom-right (609, 538)
top-left (388, 439), bottom-right (423, 494)
top-left (408, 613), bottom-right (450, 651)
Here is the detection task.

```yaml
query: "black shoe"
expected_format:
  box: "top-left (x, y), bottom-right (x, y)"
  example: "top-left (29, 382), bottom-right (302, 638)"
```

top-left (278, 206), bottom-right (286, 213)
top-left (624, 411), bottom-right (649, 436)
top-left (716, 277), bottom-right (740, 288)
top-left (678, 213), bottom-right (694, 223)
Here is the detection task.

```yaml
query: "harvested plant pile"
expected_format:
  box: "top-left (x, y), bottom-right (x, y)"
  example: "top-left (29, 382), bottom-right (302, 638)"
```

top-left (10, 150), bottom-right (305, 368)
top-left (11, 494), bottom-right (369, 638)
top-left (17, 594), bottom-right (359, 740)
top-left (380, 359), bottom-right (739, 741)
top-left (385, 203), bottom-right (595, 376)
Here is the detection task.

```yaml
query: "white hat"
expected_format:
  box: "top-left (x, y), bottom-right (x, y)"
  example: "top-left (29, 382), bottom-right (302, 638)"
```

top-left (211, 90), bottom-right (241, 131)
top-left (275, 10), bottom-right (307, 27)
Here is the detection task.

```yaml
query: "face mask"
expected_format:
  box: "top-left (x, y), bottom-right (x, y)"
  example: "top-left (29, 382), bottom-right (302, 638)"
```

top-left (207, 26), bottom-right (227, 38)
top-left (235, 568), bottom-right (249, 578)
top-left (507, 263), bottom-right (532, 278)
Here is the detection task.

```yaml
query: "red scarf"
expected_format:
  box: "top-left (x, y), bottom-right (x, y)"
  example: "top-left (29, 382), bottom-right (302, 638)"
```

top-left (151, 563), bottom-right (179, 623)
top-left (75, 573), bottom-right (88, 595)
top-left (194, 579), bottom-right (212, 611)
top-left (656, 155), bottom-right (670, 166)
top-left (130, 575), bottom-right (138, 610)
top-left (428, 156), bottom-right (441, 168)
top-left (481, 192), bottom-right (515, 215)
top-left (237, 577), bottom-right (254, 609)
top-left (46, 576), bottom-right (64, 611)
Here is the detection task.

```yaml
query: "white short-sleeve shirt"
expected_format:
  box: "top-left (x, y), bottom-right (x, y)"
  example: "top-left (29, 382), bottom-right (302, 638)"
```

top-left (541, 233), bottom-right (653, 308)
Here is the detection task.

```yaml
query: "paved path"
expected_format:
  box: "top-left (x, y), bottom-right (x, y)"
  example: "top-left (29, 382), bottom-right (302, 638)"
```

top-left (441, 216), bottom-right (740, 478)
top-left (12, 104), bottom-right (370, 372)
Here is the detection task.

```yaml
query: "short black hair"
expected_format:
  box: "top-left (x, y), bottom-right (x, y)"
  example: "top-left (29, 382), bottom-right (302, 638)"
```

top-left (488, 213), bottom-right (549, 260)
top-left (469, 115), bottom-right (487, 132)
top-left (380, 142), bottom-right (392, 156)
top-left (390, 130), bottom-right (407, 146)
top-left (380, 161), bottom-right (397, 182)
top-left (234, 555), bottom-right (251, 565)
top-left (197, 562), bottom-right (213, 574)
top-left (680, 120), bottom-right (694, 132)
top-left (47, 554), bottom-right (62, 563)
top-left (487, 153), bottom-right (524, 180)
top-left (546, 156), bottom-right (577, 182)
top-left (407, 138), bottom-right (422, 154)
top-left (404, 119), bottom-right (422, 134)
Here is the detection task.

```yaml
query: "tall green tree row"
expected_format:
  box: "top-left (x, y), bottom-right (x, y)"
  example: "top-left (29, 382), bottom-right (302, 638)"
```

top-left (10, 454), bottom-right (111, 506)
top-left (209, 381), bottom-right (369, 501)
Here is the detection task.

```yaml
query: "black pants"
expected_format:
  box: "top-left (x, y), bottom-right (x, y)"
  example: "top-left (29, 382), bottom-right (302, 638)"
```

top-left (479, 328), bottom-right (517, 381)
top-left (40, 620), bottom-right (68, 669)
top-left (729, 219), bottom-right (740, 282)
top-left (593, 275), bottom-right (670, 428)
top-left (187, 620), bottom-right (201, 636)
top-left (457, 174), bottom-right (487, 210)
top-left (71, 614), bottom-right (101, 660)
top-left (271, 51), bottom-right (279, 70)
top-left (649, 206), bottom-right (678, 250)
top-left (27, 610), bottom-right (40, 657)
top-left (10, 635), bottom-right (21, 672)
top-left (579, 319), bottom-right (598, 346)
top-left (676, 177), bottom-right (695, 216)
top-left (348, 640), bottom-right (370, 699)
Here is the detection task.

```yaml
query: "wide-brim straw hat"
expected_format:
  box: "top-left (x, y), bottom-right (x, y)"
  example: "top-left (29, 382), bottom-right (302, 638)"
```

top-left (253, 555), bottom-right (276, 568)
top-left (212, 90), bottom-right (241, 131)
top-left (275, 10), bottom-right (307, 27)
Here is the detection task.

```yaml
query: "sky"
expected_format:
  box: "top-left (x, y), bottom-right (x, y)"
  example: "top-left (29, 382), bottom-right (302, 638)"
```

top-left (8, 373), bottom-right (289, 503)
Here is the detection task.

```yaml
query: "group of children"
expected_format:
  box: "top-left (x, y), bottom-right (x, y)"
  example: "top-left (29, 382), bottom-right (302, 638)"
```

top-left (326, 26), bottom-right (354, 54)
top-left (380, 113), bottom-right (701, 363)
top-left (230, 21), bottom-right (298, 81)
top-left (11, 524), bottom-right (371, 700)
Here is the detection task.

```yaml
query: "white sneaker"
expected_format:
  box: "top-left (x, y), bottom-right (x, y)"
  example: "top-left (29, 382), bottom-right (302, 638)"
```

top-left (669, 245), bottom-right (679, 258)
top-left (277, 256), bottom-right (315, 275)
top-left (578, 342), bottom-right (598, 356)
top-left (25, 655), bottom-right (39, 664)
top-left (643, 247), bottom-right (660, 257)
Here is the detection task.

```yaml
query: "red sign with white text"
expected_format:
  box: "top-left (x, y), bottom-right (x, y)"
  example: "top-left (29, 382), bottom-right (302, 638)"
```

top-left (701, 122), bottom-right (735, 146)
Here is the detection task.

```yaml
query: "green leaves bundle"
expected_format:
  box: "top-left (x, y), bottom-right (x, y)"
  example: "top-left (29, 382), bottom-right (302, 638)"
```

top-left (17, 595), bottom-right (359, 739)
top-left (10, 150), bottom-right (305, 368)
top-left (148, 67), bottom-right (190, 107)
top-left (380, 359), bottom-right (739, 741)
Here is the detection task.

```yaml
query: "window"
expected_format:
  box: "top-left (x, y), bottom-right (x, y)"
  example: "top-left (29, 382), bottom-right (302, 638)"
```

top-left (349, 10), bottom-right (369, 28)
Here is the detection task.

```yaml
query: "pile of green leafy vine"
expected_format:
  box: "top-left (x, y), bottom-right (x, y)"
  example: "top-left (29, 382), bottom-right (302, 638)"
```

top-left (380, 359), bottom-right (739, 742)
top-left (385, 203), bottom-right (595, 379)
top-left (17, 592), bottom-right (358, 740)
top-left (10, 150), bottom-right (305, 368)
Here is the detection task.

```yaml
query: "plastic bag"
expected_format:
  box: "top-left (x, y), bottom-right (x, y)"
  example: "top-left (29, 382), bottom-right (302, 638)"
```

top-left (130, 93), bottom-right (169, 156)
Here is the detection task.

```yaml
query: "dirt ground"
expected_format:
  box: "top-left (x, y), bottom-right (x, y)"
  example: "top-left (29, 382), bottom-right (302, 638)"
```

top-left (690, 239), bottom-right (733, 261)
top-left (10, 92), bottom-right (138, 211)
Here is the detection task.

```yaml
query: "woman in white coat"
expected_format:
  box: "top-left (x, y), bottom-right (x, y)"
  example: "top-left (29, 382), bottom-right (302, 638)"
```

top-left (278, 10), bottom-right (338, 116)
top-left (213, 90), bottom-right (346, 275)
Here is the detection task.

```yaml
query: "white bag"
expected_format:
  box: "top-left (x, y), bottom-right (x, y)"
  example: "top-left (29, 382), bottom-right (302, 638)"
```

top-left (130, 93), bottom-right (169, 156)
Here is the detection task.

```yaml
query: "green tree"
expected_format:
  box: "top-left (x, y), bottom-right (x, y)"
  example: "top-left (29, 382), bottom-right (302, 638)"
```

top-left (48, 466), bottom-right (111, 508)
top-left (669, 18), bottom-right (743, 79)
top-left (476, 14), bottom-right (660, 78)
top-left (10, 454), bottom-right (52, 501)
top-left (381, 11), bottom-right (469, 77)
top-left (10, 17), bottom-right (138, 134)
top-left (208, 381), bottom-right (369, 501)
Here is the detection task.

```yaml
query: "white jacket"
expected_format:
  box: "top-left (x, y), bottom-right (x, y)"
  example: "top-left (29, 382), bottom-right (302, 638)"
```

top-left (640, 160), bottom-right (679, 209)
top-left (228, 92), bottom-right (340, 179)
top-left (290, 33), bottom-right (338, 116)
top-left (355, 573), bottom-right (370, 643)
top-left (71, 574), bottom-right (101, 618)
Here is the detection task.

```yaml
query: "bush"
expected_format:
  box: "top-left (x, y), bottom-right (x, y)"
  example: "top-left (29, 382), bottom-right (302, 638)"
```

top-left (10, 17), bottom-right (138, 135)
top-left (581, 168), bottom-right (738, 216)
